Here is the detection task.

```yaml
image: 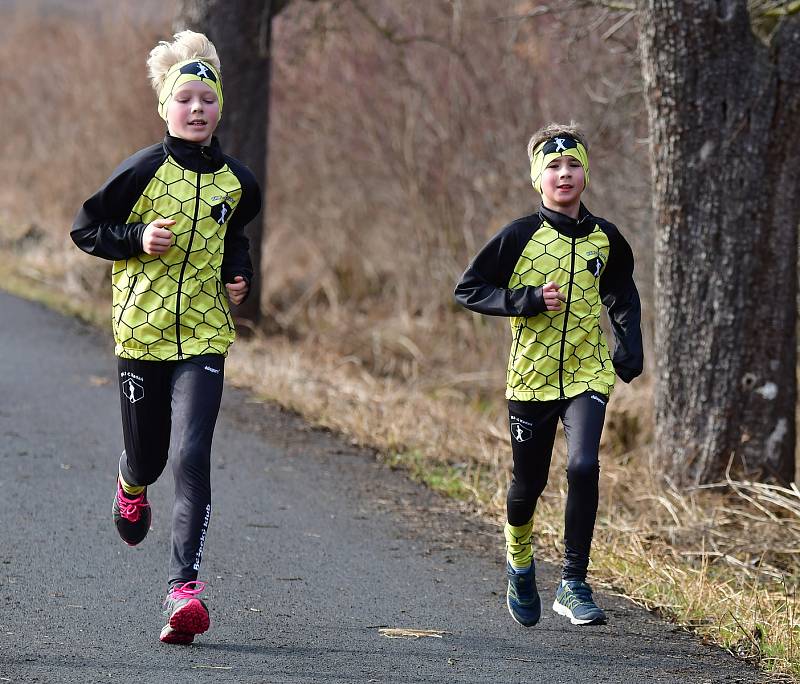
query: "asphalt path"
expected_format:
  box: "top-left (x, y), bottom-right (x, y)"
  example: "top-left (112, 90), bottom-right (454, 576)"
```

top-left (0, 291), bottom-right (764, 683)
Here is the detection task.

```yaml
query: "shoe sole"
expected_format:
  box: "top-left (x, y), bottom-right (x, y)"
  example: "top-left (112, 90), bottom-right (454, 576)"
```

top-left (169, 599), bottom-right (210, 635)
top-left (552, 600), bottom-right (607, 625)
top-left (112, 498), bottom-right (152, 547)
top-left (507, 592), bottom-right (541, 627)
top-left (159, 625), bottom-right (195, 645)
top-left (117, 525), bottom-right (151, 548)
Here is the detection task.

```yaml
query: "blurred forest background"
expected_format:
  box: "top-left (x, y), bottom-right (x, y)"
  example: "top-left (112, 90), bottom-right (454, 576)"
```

top-left (2, 0), bottom-right (800, 678)
top-left (0, 0), bottom-right (651, 395)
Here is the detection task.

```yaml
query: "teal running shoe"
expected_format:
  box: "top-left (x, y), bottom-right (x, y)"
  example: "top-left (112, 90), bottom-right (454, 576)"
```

top-left (552, 580), bottom-right (607, 625)
top-left (506, 562), bottom-right (541, 627)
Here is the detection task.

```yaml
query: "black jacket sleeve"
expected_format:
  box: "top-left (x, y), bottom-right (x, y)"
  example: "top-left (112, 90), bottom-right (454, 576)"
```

top-left (71, 144), bottom-right (164, 261)
top-left (454, 218), bottom-right (546, 317)
top-left (222, 157), bottom-right (261, 294)
top-left (599, 223), bottom-right (644, 382)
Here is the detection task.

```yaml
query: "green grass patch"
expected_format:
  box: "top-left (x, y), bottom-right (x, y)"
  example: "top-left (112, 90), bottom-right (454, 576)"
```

top-left (384, 450), bottom-right (488, 503)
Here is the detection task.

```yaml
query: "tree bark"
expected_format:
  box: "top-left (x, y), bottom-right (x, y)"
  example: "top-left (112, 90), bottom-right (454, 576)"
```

top-left (638, 1), bottom-right (800, 485)
top-left (173, 0), bottom-right (291, 325)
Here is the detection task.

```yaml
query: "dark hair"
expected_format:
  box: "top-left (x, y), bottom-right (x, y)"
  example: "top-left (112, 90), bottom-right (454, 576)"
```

top-left (527, 122), bottom-right (588, 162)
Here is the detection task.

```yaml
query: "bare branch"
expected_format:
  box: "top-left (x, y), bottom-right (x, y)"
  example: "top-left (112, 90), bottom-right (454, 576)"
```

top-left (349, 0), bottom-right (452, 49)
top-left (589, 0), bottom-right (636, 10)
top-left (601, 10), bottom-right (636, 39)
top-left (493, 5), bottom-right (575, 22)
top-left (347, 0), bottom-right (479, 82)
top-left (493, 1), bottom-right (635, 23)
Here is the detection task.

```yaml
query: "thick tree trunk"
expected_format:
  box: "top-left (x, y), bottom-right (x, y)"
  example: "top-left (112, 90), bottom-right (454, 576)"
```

top-left (638, 1), bottom-right (800, 485)
top-left (174, 0), bottom-right (289, 325)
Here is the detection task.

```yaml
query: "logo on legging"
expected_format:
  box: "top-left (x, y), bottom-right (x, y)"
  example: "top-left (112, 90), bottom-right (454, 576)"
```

top-left (510, 419), bottom-right (533, 443)
top-left (121, 377), bottom-right (144, 404)
top-left (193, 504), bottom-right (212, 571)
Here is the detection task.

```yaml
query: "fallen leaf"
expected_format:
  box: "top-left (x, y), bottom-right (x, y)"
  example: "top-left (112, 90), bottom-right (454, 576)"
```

top-left (191, 665), bottom-right (233, 670)
top-left (378, 628), bottom-right (448, 639)
top-left (89, 376), bottom-right (109, 386)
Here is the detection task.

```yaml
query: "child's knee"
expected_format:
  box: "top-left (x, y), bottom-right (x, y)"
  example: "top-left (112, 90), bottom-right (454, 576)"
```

top-left (566, 458), bottom-right (599, 484)
top-left (172, 448), bottom-right (211, 488)
top-left (125, 455), bottom-right (167, 486)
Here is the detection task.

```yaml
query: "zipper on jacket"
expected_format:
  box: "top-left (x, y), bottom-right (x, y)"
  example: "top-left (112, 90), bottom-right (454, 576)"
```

top-left (557, 237), bottom-right (577, 399)
top-left (510, 322), bottom-right (523, 366)
top-left (217, 280), bottom-right (234, 332)
top-left (174, 171), bottom-right (202, 359)
top-left (117, 275), bottom-right (138, 329)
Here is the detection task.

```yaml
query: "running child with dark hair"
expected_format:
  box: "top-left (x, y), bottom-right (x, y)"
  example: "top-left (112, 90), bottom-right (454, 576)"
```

top-left (454, 122), bottom-right (643, 627)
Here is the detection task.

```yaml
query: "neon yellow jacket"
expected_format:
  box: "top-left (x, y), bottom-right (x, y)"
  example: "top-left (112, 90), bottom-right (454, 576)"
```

top-left (455, 204), bottom-right (643, 401)
top-left (72, 135), bottom-right (261, 361)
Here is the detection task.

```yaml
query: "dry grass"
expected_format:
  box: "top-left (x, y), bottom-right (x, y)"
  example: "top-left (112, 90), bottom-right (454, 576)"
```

top-left (4, 227), bottom-right (800, 680)
top-left (228, 335), bottom-right (800, 681)
top-left (14, 247), bottom-right (792, 676)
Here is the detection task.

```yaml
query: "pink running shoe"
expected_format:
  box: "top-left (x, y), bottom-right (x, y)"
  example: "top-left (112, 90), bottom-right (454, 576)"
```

top-left (159, 581), bottom-right (210, 645)
top-left (111, 479), bottom-right (151, 546)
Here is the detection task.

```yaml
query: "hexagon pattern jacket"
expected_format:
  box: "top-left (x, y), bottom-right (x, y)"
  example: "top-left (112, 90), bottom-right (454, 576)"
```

top-left (72, 135), bottom-right (261, 361)
top-left (454, 204), bottom-right (643, 402)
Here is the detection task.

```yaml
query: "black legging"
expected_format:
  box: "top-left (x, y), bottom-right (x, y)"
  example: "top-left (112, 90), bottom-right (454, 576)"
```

top-left (507, 391), bottom-right (606, 582)
top-left (117, 354), bottom-right (224, 589)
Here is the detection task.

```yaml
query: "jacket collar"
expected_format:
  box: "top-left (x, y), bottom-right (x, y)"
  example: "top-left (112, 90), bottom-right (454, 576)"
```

top-left (538, 203), bottom-right (594, 237)
top-left (163, 134), bottom-right (226, 173)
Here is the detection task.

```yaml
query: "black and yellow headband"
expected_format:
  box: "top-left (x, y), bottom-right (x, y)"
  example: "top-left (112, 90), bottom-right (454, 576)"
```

top-left (158, 59), bottom-right (223, 121)
top-left (530, 135), bottom-right (589, 193)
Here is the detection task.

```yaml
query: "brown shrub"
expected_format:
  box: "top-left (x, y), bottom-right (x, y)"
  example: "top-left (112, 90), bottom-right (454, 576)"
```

top-left (0, 1), bottom-right (172, 233)
top-left (266, 0), bottom-right (652, 386)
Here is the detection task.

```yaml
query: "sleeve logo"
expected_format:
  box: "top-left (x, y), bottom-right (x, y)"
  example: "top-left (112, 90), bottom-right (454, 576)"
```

top-left (586, 257), bottom-right (604, 278)
top-left (210, 202), bottom-right (232, 225)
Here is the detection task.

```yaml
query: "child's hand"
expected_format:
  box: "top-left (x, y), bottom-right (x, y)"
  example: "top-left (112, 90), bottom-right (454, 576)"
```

top-left (142, 219), bottom-right (176, 255)
top-left (542, 281), bottom-right (567, 311)
top-left (225, 276), bottom-right (249, 306)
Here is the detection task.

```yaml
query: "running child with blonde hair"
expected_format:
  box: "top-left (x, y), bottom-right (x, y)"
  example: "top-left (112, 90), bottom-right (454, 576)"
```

top-left (455, 122), bottom-right (643, 627)
top-left (71, 29), bottom-right (261, 644)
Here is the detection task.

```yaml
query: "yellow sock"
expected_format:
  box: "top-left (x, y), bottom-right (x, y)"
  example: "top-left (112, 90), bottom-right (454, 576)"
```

top-left (119, 470), bottom-right (145, 496)
top-left (504, 517), bottom-right (534, 569)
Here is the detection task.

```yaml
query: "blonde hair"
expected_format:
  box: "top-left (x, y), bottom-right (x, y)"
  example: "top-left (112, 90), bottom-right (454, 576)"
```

top-left (147, 30), bottom-right (221, 94)
top-left (526, 122), bottom-right (588, 162)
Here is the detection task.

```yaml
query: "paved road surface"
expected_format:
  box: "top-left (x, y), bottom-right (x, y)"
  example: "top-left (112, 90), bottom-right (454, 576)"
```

top-left (0, 291), bottom-right (763, 683)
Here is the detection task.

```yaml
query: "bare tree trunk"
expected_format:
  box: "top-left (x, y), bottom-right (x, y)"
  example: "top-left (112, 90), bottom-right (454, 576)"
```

top-left (638, 1), bottom-right (800, 485)
top-left (174, 0), bottom-right (290, 325)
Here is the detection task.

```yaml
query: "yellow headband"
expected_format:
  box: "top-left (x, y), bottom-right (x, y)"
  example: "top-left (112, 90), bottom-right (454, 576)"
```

top-left (158, 59), bottom-right (223, 122)
top-left (530, 136), bottom-right (589, 193)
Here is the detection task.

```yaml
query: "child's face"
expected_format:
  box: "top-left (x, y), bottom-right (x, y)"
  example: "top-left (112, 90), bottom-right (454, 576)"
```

top-left (166, 81), bottom-right (220, 145)
top-left (540, 155), bottom-right (585, 213)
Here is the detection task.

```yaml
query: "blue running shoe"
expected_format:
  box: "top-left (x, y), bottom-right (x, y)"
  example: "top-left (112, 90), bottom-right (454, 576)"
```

top-left (552, 580), bottom-right (607, 625)
top-left (506, 562), bottom-right (541, 627)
